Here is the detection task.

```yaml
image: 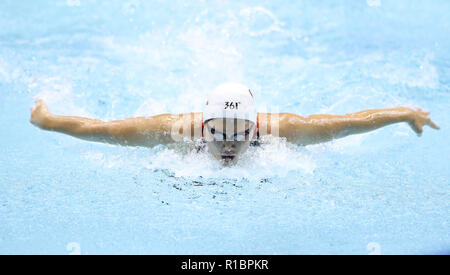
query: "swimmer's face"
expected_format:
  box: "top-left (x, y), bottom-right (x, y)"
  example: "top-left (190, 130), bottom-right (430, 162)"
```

top-left (204, 118), bottom-right (256, 166)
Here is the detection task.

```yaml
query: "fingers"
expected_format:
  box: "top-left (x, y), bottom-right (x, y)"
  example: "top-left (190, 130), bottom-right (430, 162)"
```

top-left (406, 107), bottom-right (439, 134)
top-left (32, 99), bottom-right (49, 112)
top-left (415, 123), bottom-right (423, 136)
top-left (34, 99), bottom-right (44, 106)
top-left (422, 110), bottom-right (440, 130)
top-left (414, 128), bottom-right (422, 136)
top-left (418, 109), bottom-right (440, 130)
top-left (427, 120), bottom-right (440, 130)
top-left (408, 121), bottom-right (422, 136)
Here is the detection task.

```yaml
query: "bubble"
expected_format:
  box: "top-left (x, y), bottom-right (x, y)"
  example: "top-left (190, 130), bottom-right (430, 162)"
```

top-left (239, 7), bottom-right (285, 36)
top-left (366, 0), bottom-right (381, 7)
top-left (66, 0), bottom-right (81, 7)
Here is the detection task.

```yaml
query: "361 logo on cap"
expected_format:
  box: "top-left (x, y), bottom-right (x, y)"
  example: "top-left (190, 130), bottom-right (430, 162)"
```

top-left (224, 102), bottom-right (241, 110)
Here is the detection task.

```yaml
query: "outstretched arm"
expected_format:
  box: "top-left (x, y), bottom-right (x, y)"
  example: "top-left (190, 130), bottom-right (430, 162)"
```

top-left (30, 100), bottom-right (202, 147)
top-left (259, 107), bottom-right (440, 146)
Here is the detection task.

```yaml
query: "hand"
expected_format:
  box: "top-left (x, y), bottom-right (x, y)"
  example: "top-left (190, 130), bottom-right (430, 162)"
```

top-left (30, 99), bottom-right (51, 128)
top-left (406, 107), bottom-right (440, 136)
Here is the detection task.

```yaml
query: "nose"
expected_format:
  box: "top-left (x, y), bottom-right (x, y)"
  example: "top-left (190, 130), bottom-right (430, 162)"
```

top-left (223, 142), bottom-right (235, 153)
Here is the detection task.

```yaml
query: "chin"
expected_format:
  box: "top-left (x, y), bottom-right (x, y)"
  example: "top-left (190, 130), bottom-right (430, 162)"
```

top-left (220, 155), bottom-right (238, 166)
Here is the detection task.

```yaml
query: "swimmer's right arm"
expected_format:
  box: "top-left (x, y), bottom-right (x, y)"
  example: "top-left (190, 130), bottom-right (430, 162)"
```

top-left (30, 100), bottom-right (202, 147)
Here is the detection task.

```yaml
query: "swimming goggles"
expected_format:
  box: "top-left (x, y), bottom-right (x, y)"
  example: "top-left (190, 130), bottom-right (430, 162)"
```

top-left (205, 124), bottom-right (253, 141)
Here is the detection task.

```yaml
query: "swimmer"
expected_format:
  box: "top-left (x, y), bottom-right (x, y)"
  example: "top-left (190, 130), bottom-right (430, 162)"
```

top-left (30, 82), bottom-right (440, 165)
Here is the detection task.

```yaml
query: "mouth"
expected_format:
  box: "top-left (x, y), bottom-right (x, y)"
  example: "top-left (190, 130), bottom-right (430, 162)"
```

top-left (221, 155), bottom-right (235, 162)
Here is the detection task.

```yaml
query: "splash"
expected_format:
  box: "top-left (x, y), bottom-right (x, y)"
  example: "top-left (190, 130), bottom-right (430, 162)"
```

top-left (363, 53), bottom-right (439, 89)
top-left (239, 7), bottom-right (286, 36)
top-left (82, 136), bottom-right (316, 181)
top-left (366, 0), bottom-right (381, 7)
top-left (32, 76), bottom-right (93, 117)
top-left (66, 0), bottom-right (81, 7)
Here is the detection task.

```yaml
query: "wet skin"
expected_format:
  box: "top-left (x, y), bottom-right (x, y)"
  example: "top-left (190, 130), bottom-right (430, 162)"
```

top-left (203, 118), bottom-right (256, 165)
top-left (30, 100), bottom-right (440, 166)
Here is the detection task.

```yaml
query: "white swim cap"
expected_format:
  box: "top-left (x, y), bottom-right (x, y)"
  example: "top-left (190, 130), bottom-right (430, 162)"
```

top-left (203, 82), bottom-right (257, 124)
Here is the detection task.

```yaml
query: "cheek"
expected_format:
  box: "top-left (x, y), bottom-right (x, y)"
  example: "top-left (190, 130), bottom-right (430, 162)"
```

top-left (207, 142), bottom-right (221, 155)
top-left (235, 142), bottom-right (250, 153)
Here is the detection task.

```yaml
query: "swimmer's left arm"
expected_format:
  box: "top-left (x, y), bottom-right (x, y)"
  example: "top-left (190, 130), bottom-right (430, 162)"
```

top-left (261, 107), bottom-right (440, 145)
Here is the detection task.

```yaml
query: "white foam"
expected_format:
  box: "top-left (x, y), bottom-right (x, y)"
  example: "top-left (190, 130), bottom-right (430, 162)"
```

top-left (32, 76), bottom-right (93, 117)
top-left (239, 7), bottom-right (287, 36)
top-left (135, 98), bottom-right (169, 117)
top-left (157, 144), bottom-right (314, 179)
top-left (66, 0), bottom-right (81, 7)
top-left (364, 53), bottom-right (439, 89)
top-left (82, 136), bottom-right (316, 180)
top-left (0, 58), bottom-right (20, 83)
top-left (366, 0), bottom-right (381, 7)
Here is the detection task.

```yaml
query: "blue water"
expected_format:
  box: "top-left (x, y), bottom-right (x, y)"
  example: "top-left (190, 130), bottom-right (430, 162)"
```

top-left (0, 0), bottom-right (449, 254)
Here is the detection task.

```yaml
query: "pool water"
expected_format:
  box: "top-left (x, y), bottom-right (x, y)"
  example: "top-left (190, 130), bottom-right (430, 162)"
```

top-left (0, 0), bottom-right (449, 254)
